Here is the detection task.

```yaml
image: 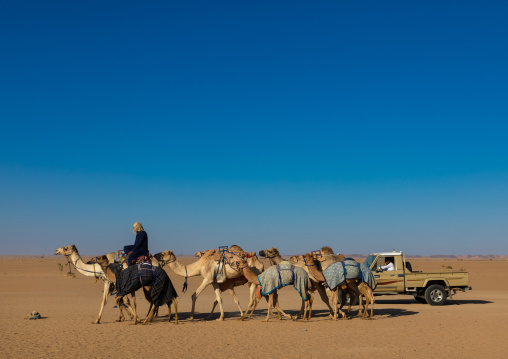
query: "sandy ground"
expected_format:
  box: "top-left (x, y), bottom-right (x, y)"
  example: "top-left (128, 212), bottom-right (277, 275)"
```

top-left (1, 255), bottom-right (507, 358)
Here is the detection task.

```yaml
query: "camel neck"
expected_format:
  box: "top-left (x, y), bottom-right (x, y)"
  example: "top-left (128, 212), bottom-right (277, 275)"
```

top-left (67, 251), bottom-right (105, 278)
top-left (167, 257), bottom-right (202, 277)
top-left (240, 266), bottom-right (260, 285)
top-left (269, 255), bottom-right (284, 265)
top-left (305, 261), bottom-right (325, 282)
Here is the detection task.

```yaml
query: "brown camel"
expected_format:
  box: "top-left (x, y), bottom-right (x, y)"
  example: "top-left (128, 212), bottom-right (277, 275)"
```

top-left (153, 249), bottom-right (245, 321)
top-left (195, 246), bottom-right (265, 320)
top-left (229, 256), bottom-right (313, 322)
top-left (301, 252), bottom-right (375, 320)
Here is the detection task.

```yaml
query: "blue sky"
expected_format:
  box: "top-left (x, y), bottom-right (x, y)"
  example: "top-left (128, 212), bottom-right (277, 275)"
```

top-left (1, 1), bottom-right (507, 255)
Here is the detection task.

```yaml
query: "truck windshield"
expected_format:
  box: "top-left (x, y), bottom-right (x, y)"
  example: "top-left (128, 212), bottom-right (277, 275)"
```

top-left (364, 255), bottom-right (376, 269)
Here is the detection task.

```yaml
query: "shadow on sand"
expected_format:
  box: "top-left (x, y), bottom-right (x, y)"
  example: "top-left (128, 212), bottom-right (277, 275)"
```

top-left (374, 298), bottom-right (492, 305)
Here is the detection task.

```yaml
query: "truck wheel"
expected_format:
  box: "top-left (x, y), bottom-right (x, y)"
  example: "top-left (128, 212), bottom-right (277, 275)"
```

top-left (413, 295), bottom-right (427, 304)
top-left (424, 285), bottom-right (447, 306)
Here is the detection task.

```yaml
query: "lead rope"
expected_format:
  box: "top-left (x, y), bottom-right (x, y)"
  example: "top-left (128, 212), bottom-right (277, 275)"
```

top-left (182, 266), bottom-right (188, 293)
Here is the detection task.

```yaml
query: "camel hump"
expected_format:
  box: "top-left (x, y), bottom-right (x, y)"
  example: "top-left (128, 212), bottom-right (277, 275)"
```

top-left (229, 244), bottom-right (244, 253)
top-left (321, 246), bottom-right (334, 255)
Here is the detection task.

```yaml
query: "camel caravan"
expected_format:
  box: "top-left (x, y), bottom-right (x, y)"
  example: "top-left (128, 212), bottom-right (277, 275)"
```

top-left (55, 244), bottom-right (377, 325)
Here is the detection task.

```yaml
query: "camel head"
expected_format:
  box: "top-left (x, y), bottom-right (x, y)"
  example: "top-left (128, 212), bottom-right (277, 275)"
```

top-left (246, 252), bottom-right (264, 271)
top-left (54, 245), bottom-right (78, 256)
top-left (94, 254), bottom-right (110, 266)
top-left (195, 251), bottom-right (205, 258)
top-left (303, 252), bottom-right (319, 267)
top-left (153, 250), bottom-right (175, 263)
top-left (259, 247), bottom-right (279, 259)
top-left (228, 256), bottom-right (248, 271)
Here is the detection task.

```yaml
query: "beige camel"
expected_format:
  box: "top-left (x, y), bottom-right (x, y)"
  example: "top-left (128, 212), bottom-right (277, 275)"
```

top-left (301, 252), bottom-right (374, 320)
top-left (195, 247), bottom-right (264, 320)
top-left (229, 256), bottom-right (313, 322)
top-left (94, 255), bottom-right (178, 324)
top-left (154, 249), bottom-right (245, 321)
top-left (55, 245), bottom-right (137, 324)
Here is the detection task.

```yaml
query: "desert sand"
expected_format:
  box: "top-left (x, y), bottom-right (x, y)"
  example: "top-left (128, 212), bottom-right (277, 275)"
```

top-left (1, 255), bottom-right (507, 358)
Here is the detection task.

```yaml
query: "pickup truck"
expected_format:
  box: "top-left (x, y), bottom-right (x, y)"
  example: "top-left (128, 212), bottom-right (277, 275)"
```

top-left (364, 251), bottom-right (472, 305)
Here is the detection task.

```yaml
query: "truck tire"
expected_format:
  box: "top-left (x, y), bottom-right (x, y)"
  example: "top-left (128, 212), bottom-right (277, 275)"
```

top-left (424, 284), bottom-right (447, 306)
top-left (413, 295), bottom-right (427, 304)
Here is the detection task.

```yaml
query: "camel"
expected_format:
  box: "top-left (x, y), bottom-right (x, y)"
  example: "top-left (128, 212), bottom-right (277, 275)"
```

top-left (301, 252), bottom-right (375, 320)
top-left (54, 244), bottom-right (138, 324)
top-left (93, 254), bottom-right (178, 324)
top-left (310, 249), bottom-right (375, 319)
top-left (229, 256), bottom-right (313, 322)
top-left (195, 247), bottom-right (265, 320)
top-left (259, 247), bottom-right (336, 318)
top-left (153, 249), bottom-right (246, 321)
top-left (111, 259), bottom-right (178, 325)
top-left (289, 246), bottom-right (351, 316)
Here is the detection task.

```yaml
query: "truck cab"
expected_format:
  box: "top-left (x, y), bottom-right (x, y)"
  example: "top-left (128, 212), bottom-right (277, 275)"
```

top-left (364, 251), bottom-right (408, 294)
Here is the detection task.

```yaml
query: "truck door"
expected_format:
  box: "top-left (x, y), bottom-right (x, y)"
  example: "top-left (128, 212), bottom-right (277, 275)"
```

top-left (372, 255), bottom-right (405, 293)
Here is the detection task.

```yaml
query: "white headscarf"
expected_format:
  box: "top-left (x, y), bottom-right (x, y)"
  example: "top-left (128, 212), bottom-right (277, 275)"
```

top-left (133, 222), bottom-right (144, 233)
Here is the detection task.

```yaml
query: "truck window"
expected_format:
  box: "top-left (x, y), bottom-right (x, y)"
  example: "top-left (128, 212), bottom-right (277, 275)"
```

top-left (364, 255), bottom-right (376, 269)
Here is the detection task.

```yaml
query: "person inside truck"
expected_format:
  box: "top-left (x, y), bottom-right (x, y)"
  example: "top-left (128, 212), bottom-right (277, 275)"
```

top-left (381, 257), bottom-right (395, 271)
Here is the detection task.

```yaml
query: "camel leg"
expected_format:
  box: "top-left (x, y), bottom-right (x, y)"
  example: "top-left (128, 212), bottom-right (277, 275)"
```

top-left (118, 292), bottom-right (136, 321)
top-left (229, 288), bottom-right (243, 317)
top-left (338, 291), bottom-right (348, 319)
top-left (142, 287), bottom-right (154, 322)
top-left (273, 291), bottom-right (292, 320)
top-left (362, 285), bottom-right (374, 319)
top-left (173, 299), bottom-right (178, 324)
top-left (239, 283), bottom-right (257, 321)
top-left (116, 296), bottom-right (139, 324)
top-left (263, 294), bottom-right (273, 322)
top-left (316, 283), bottom-right (334, 316)
top-left (188, 278), bottom-right (212, 321)
top-left (211, 282), bottom-right (226, 321)
top-left (297, 300), bottom-right (305, 319)
top-left (93, 280), bottom-right (111, 324)
top-left (122, 296), bottom-right (134, 320)
top-left (308, 294), bottom-right (313, 320)
top-left (143, 305), bottom-right (157, 325)
top-left (330, 289), bottom-right (339, 321)
top-left (301, 295), bottom-right (312, 322)
top-left (115, 297), bottom-right (125, 322)
top-left (208, 300), bottom-right (219, 319)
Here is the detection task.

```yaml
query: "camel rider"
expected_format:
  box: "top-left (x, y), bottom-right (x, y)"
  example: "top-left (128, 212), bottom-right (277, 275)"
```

top-left (124, 222), bottom-right (149, 266)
